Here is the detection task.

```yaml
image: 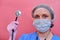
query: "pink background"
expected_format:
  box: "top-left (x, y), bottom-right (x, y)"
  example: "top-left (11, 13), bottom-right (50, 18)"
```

top-left (0, 0), bottom-right (60, 40)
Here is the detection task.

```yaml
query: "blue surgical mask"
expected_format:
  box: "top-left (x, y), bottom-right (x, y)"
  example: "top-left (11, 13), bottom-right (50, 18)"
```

top-left (33, 19), bottom-right (51, 33)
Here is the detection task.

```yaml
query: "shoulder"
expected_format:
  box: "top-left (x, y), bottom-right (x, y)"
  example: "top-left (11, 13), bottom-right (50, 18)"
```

top-left (52, 35), bottom-right (60, 40)
top-left (18, 32), bottom-right (37, 40)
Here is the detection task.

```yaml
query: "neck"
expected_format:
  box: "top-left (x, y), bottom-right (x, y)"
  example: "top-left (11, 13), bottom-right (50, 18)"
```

top-left (37, 29), bottom-right (51, 38)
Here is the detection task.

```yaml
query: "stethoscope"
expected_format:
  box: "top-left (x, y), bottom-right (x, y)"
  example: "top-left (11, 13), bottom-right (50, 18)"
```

top-left (36, 36), bottom-right (46, 40)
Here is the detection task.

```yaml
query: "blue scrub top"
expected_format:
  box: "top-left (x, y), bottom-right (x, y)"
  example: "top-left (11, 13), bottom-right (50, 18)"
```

top-left (19, 32), bottom-right (60, 40)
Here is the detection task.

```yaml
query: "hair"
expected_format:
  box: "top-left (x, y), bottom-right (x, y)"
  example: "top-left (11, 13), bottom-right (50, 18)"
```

top-left (32, 4), bottom-right (54, 28)
top-left (32, 4), bottom-right (54, 20)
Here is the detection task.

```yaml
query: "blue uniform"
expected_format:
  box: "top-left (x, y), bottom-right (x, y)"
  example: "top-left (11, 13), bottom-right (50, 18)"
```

top-left (19, 32), bottom-right (60, 40)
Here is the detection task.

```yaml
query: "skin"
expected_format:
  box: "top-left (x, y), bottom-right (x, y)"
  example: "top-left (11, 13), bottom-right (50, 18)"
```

top-left (8, 8), bottom-right (53, 40)
top-left (32, 8), bottom-right (53, 40)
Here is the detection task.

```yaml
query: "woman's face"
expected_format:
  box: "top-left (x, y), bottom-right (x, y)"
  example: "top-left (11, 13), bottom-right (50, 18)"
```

top-left (33, 8), bottom-right (51, 21)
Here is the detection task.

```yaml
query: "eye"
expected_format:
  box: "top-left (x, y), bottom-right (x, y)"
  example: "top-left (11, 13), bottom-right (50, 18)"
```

top-left (34, 15), bottom-right (40, 19)
top-left (42, 14), bottom-right (48, 18)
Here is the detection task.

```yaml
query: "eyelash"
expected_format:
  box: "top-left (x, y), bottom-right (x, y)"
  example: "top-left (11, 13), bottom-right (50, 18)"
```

top-left (34, 15), bottom-right (40, 18)
top-left (34, 15), bottom-right (48, 19)
top-left (43, 15), bottom-right (48, 18)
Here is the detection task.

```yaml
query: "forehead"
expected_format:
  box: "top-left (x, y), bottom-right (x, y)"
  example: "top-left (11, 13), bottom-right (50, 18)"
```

top-left (34, 8), bottom-right (50, 15)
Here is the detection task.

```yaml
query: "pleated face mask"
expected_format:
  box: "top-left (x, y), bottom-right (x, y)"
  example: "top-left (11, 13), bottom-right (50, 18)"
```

top-left (33, 19), bottom-right (51, 33)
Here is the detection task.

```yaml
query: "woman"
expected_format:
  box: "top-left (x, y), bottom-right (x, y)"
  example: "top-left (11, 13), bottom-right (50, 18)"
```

top-left (7, 4), bottom-right (60, 40)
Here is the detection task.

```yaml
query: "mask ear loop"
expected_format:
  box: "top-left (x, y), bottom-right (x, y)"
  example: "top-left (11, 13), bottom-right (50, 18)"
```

top-left (50, 19), bottom-right (54, 28)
